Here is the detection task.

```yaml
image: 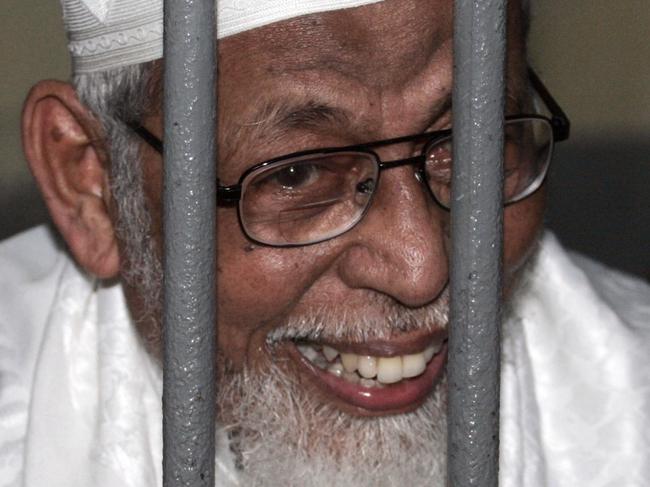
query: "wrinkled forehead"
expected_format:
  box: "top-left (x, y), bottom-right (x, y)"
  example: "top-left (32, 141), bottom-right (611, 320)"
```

top-left (217, 0), bottom-right (526, 95)
top-left (220, 0), bottom-right (454, 89)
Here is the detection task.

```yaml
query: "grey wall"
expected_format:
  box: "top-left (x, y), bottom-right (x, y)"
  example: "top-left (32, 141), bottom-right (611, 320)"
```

top-left (1, 0), bottom-right (648, 280)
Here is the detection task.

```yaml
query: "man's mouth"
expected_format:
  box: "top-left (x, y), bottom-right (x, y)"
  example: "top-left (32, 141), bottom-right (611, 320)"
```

top-left (285, 332), bottom-right (448, 414)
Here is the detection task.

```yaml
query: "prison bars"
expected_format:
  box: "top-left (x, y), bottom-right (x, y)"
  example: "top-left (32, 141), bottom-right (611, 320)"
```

top-left (161, 0), bottom-right (506, 485)
top-left (162, 0), bottom-right (217, 485)
top-left (448, 1), bottom-right (506, 486)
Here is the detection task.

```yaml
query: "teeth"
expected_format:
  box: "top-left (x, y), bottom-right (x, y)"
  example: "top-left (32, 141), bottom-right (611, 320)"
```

top-left (423, 339), bottom-right (444, 362)
top-left (341, 353), bottom-right (359, 373)
top-left (360, 378), bottom-right (383, 388)
top-left (377, 356), bottom-right (403, 384)
top-left (327, 361), bottom-right (344, 378)
top-left (323, 345), bottom-right (339, 362)
top-left (357, 356), bottom-right (377, 379)
top-left (296, 343), bottom-right (328, 369)
top-left (296, 339), bottom-right (444, 386)
top-left (423, 346), bottom-right (435, 362)
top-left (402, 353), bottom-right (427, 378)
top-left (297, 343), bottom-right (319, 362)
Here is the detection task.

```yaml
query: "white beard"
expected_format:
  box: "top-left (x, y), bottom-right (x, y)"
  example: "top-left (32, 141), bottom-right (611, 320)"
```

top-left (218, 364), bottom-right (448, 487)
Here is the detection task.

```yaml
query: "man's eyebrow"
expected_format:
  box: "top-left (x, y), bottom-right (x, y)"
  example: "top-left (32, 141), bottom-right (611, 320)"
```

top-left (219, 98), bottom-right (353, 166)
top-left (242, 99), bottom-right (352, 135)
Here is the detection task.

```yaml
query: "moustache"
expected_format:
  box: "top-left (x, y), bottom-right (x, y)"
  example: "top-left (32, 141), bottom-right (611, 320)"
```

top-left (266, 286), bottom-right (449, 346)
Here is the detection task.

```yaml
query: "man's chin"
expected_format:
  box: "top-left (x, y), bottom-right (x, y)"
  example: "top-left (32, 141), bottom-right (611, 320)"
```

top-left (218, 362), bottom-right (448, 486)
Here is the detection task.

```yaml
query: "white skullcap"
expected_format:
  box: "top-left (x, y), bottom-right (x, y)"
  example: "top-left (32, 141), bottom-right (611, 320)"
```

top-left (61, 0), bottom-right (385, 73)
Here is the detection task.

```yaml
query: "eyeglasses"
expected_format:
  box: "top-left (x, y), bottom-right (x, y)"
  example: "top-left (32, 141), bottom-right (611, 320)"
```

top-left (126, 68), bottom-right (569, 247)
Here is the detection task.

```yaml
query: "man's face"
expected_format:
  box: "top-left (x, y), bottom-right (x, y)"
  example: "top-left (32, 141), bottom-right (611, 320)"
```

top-left (129, 0), bottom-right (541, 482)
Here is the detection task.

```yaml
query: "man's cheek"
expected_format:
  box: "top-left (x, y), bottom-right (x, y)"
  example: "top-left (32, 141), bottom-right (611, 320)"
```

top-left (216, 252), bottom-right (307, 368)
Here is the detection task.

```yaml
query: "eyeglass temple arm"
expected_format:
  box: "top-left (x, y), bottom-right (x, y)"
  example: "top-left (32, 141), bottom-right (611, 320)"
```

top-left (528, 67), bottom-right (571, 141)
top-left (125, 121), bottom-right (241, 205)
top-left (216, 185), bottom-right (241, 205)
top-left (128, 123), bottom-right (164, 153)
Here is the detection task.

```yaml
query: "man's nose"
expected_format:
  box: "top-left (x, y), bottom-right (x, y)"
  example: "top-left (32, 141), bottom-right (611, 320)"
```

top-left (336, 164), bottom-right (449, 307)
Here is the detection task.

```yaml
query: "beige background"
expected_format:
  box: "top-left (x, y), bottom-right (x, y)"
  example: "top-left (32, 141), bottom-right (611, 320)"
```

top-left (529, 0), bottom-right (650, 138)
top-left (1, 1), bottom-right (68, 202)
top-left (1, 0), bottom-right (649, 278)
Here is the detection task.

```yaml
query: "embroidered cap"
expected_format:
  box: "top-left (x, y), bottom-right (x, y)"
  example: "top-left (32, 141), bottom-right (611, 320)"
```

top-left (60, 0), bottom-right (384, 73)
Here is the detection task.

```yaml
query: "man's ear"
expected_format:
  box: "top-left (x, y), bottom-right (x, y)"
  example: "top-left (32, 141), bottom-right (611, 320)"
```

top-left (22, 80), bottom-right (120, 279)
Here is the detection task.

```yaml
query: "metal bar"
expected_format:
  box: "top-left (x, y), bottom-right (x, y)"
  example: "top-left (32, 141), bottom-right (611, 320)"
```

top-left (448, 0), bottom-right (506, 486)
top-left (162, 0), bottom-right (217, 484)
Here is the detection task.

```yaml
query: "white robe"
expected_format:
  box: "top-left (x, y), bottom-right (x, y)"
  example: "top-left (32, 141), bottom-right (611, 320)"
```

top-left (0, 226), bottom-right (648, 486)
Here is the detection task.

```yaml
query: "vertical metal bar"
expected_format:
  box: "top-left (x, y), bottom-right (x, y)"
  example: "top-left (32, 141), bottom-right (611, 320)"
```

top-left (448, 0), bottom-right (506, 486)
top-left (162, 0), bottom-right (217, 485)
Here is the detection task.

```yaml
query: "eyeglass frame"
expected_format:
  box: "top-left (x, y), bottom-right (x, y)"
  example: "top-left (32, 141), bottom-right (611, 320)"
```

top-left (124, 67), bottom-right (570, 244)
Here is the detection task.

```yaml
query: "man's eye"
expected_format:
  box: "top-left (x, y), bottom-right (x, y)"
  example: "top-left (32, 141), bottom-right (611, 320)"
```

top-left (268, 163), bottom-right (319, 189)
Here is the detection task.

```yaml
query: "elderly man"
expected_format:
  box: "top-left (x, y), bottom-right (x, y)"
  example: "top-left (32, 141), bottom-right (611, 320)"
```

top-left (1, 0), bottom-right (649, 485)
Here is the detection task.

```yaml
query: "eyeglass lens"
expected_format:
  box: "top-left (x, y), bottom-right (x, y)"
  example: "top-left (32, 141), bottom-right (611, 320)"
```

top-left (240, 152), bottom-right (379, 246)
top-left (240, 118), bottom-right (553, 246)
